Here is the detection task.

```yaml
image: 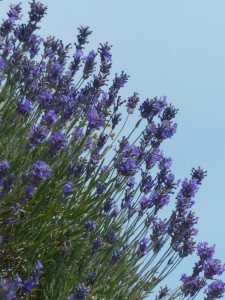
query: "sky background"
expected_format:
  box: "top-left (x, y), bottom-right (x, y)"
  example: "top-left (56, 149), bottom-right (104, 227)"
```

top-left (1, 0), bottom-right (225, 298)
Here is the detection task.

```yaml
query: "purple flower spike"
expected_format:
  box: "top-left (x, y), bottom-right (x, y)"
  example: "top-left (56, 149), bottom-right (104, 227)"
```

top-left (83, 50), bottom-right (97, 79)
top-left (49, 131), bottom-right (68, 155)
top-left (14, 274), bottom-right (22, 285)
top-left (23, 279), bottom-right (35, 293)
top-left (33, 260), bottom-right (44, 285)
top-left (31, 161), bottom-right (52, 182)
top-left (0, 160), bottom-right (10, 179)
top-left (85, 220), bottom-right (96, 232)
top-left (0, 278), bottom-right (17, 299)
top-left (29, 1), bottom-right (47, 23)
top-left (197, 242), bottom-right (215, 261)
top-left (41, 110), bottom-right (57, 125)
top-left (110, 248), bottom-right (123, 265)
top-left (140, 195), bottom-right (151, 211)
top-left (63, 181), bottom-right (74, 194)
top-left (28, 124), bottom-right (49, 148)
top-left (139, 97), bottom-right (167, 121)
top-left (25, 185), bottom-right (35, 198)
top-left (112, 205), bottom-right (120, 216)
top-left (127, 176), bottom-right (136, 188)
top-left (92, 236), bottom-right (103, 255)
top-left (205, 280), bottom-right (225, 299)
top-left (7, 4), bottom-right (22, 21)
top-left (87, 107), bottom-right (105, 130)
top-left (16, 99), bottom-right (33, 116)
top-left (203, 259), bottom-right (225, 279)
top-left (138, 237), bottom-right (150, 256)
top-left (127, 92), bottom-right (139, 114)
top-left (106, 230), bottom-right (117, 244)
top-left (67, 284), bottom-right (91, 300)
top-left (180, 274), bottom-right (206, 297)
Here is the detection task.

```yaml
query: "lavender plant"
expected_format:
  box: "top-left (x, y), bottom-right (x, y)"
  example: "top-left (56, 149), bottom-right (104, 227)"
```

top-left (0, 1), bottom-right (224, 299)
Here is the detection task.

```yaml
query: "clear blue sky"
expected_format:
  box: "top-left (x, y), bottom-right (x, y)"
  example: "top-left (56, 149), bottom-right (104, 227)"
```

top-left (1, 0), bottom-right (225, 297)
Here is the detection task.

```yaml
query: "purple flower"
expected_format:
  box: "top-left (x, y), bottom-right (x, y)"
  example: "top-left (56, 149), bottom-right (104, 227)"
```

top-left (103, 198), bottom-right (114, 215)
top-left (70, 49), bottom-right (83, 73)
top-left (16, 99), bottom-right (33, 116)
top-left (110, 248), bottom-right (123, 265)
top-left (39, 91), bottom-right (53, 109)
top-left (83, 50), bottom-right (97, 79)
top-left (122, 189), bottom-right (134, 208)
top-left (0, 278), bottom-right (17, 299)
top-left (83, 137), bottom-right (93, 152)
top-left (140, 172), bottom-right (154, 194)
top-left (111, 71), bottom-right (129, 90)
top-left (112, 113), bottom-right (122, 130)
top-left (97, 133), bottom-right (108, 150)
top-left (151, 217), bottom-right (168, 252)
top-left (176, 178), bottom-right (198, 212)
top-left (28, 124), bottom-right (49, 148)
top-left (7, 4), bottom-right (22, 21)
top-left (205, 280), bottom-right (225, 299)
top-left (86, 270), bottom-right (95, 286)
top-left (155, 121), bottom-right (177, 140)
top-left (0, 58), bottom-right (7, 72)
top-left (33, 260), bottom-right (43, 285)
top-left (139, 96), bottom-right (167, 121)
top-left (87, 107), bottom-right (105, 130)
top-left (85, 220), bottom-right (96, 232)
top-left (0, 173), bottom-right (15, 197)
top-left (157, 286), bottom-right (169, 299)
top-left (143, 122), bottom-right (157, 143)
top-left (159, 157), bottom-right (173, 170)
top-left (180, 178), bottom-right (198, 198)
top-left (144, 148), bottom-right (163, 169)
top-left (203, 259), bottom-right (225, 279)
top-left (67, 284), bottom-right (91, 300)
top-left (138, 237), bottom-right (150, 256)
top-left (29, 1), bottom-right (47, 22)
top-left (180, 274), bottom-right (206, 297)
top-left (152, 216), bottom-right (167, 233)
top-left (191, 167), bottom-right (207, 185)
top-left (161, 104), bottom-right (178, 121)
top-left (49, 131), bottom-right (68, 155)
top-left (96, 182), bottom-right (106, 197)
top-left (23, 279), bottom-right (35, 293)
top-left (63, 181), bottom-right (74, 194)
top-left (74, 49), bottom-right (83, 58)
top-left (31, 161), bottom-right (52, 182)
top-left (49, 59), bottom-right (63, 85)
top-left (92, 236), bottom-right (103, 255)
top-left (73, 128), bottom-right (84, 139)
top-left (116, 157), bottom-right (138, 176)
top-left (41, 110), bottom-right (57, 125)
top-left (140, 195), bottom-right (151, 211)
top-left (169, 210), bottom-right (198, 257)
top-left (68, 159), bottom-right (87, 178)
top-left (112, 205), bottom-right (120, 216)
top-left (127, 92), bottom-right (139, 113)
top-left (151, 191), bottom-right (170, 209)
top-left (0, 160), bottom-right (10, 179)
top-left (76, 26), bottom-right (92, 48)
top-left (197, 242), bottom-right (215, 261)
top-left (14, 274), bottom-right (22, 285)
top-left (126, 176), bottom-right (136, 188)
top-left (25, 185), bottom-right (35, 198)
top-left (106, 230), bottom-right (117, 244)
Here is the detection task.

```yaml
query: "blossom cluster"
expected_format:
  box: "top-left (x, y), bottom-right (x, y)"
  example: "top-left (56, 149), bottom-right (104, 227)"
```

top-left (0, 1), bottom-right (224, 300)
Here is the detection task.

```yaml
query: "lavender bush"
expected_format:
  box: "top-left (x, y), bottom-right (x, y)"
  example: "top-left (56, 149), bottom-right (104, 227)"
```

top-left (0, 1), bottom-right (224, 299)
